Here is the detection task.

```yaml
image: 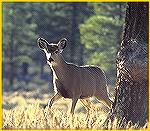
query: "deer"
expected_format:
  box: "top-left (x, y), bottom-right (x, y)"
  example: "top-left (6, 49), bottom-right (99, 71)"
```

top-left (37, 37), bottom-right (112, 114)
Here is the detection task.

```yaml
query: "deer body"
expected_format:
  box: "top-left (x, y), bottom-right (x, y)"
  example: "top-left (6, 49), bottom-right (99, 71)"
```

top-left (37, 38), bottom-right (112, 114)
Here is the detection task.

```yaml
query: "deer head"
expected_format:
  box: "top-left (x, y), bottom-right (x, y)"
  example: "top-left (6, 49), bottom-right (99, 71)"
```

top-left (37, 38), bottom-right (67, 64)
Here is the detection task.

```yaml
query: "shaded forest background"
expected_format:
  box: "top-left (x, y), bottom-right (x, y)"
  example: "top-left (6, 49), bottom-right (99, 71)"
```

top-left (2, 2), bottom-right (126, 93)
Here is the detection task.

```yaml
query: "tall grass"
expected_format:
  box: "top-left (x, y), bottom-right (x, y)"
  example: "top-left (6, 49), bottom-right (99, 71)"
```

top-left (3, 90), bottom-right (147, 129)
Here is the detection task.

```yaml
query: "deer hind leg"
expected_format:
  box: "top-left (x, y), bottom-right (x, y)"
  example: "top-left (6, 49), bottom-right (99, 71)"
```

top-left (47, 93), bottom-right (62, 109)
top-left (70, 98), bottom-right (79, 115)
top-left (95, 94), bottom-right (112, 109)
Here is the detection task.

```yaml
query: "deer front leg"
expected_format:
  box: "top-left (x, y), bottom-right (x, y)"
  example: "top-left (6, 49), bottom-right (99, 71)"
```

top-left (70, 98), bottom-right (79, 114)
top-left (47, 93), bottom-right (62, 109)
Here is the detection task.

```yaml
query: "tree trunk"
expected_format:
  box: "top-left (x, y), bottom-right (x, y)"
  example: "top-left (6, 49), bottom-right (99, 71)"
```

top-left (9, 5), bottom-right (15, 87)
top-left (70, 3), bottom-right (84, 65)
top-left (109, 2), bottom-right (148, 127)
top-left (40, 60), bottom-right (44, 77)
top-left (70, 3), bottom-right (77, 63)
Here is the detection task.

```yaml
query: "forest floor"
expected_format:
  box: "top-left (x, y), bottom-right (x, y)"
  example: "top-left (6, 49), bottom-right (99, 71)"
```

top-left (3, 87), bottom-right (109, 129)
top-left (2, 81), bottom-right (147, 129)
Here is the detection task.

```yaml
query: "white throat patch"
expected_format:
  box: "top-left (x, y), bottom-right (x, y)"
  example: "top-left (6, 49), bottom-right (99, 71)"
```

top-left (43, 49), bottom-right (51, 60)
top-left (43, 49), bottom-right (52, 65)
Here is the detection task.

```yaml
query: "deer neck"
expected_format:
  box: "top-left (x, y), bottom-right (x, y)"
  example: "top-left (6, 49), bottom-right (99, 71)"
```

top-left (50, 54), bottom-right (68, 81)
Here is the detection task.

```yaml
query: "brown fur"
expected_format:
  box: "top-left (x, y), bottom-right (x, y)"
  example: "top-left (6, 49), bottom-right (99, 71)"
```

top-left (37, 37), bottom-right (112, 114)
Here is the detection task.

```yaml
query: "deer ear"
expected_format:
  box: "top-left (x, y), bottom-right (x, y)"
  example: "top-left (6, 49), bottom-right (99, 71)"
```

top-left (37, 37), bottom-right (48, 50)
top-left (58, 38), bottom-right (67, 50)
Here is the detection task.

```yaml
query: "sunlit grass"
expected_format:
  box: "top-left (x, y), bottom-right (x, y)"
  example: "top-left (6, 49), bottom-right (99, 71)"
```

top-left (3, 104), bottom-right (107, 129)
top-left (3, 89), bottom-right (148, 129)
top-left (3, 90), bottom-right (108, 129)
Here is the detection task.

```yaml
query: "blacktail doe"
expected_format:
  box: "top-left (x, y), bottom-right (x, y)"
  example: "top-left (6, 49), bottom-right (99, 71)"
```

top-left (37, 37), bottom-right (112, 114)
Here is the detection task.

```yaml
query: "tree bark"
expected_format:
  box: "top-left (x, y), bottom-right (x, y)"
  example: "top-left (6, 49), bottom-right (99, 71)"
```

top-left (108, 2), bottom-right (148, 127)
top-left (70, 3), bottom-right (77, 63)
top-left (9, 5), bottom-right (15, 87)
top-left (70, 3), bottom-right (84, 65)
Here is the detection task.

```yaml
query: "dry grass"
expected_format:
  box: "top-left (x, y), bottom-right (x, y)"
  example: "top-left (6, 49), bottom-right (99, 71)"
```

top-left (3, 89), bottom-right (148, 129)
top-left (3, 104), bottom-right (108, 129)
top-left (3, 89), bottom-right (109, 129)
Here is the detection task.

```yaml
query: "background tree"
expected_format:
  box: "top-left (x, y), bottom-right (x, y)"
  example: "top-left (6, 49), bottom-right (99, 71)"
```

top-left (2, 2), bottom-right (95, 90)
top-left (3, 2), bottom-right (125, 93)
top-left (80, 3), bottom-right (125, 85)
top-left (106, 2), bottom-right (148, 127)
top-left (3, 3), bottom-right (37, 88)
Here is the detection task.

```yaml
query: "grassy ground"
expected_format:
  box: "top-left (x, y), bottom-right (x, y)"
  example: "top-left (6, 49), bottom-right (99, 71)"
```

top-left (3, 88), bottom-right (110, 129)
top-left (2, 81), bottom-right (147, 129)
